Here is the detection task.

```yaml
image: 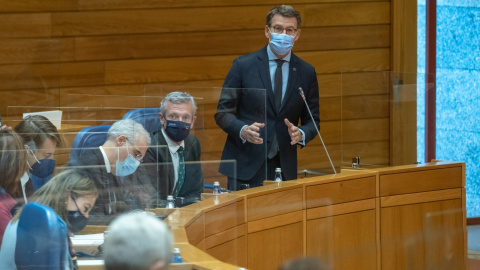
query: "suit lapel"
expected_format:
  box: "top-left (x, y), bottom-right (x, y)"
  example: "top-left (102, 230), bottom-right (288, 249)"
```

top-left (256, 47), bottom-right (276, 113)
top-left (279, 53), bottom-right (299, 114)
top-left (158, 132), bottom-right (175, 194)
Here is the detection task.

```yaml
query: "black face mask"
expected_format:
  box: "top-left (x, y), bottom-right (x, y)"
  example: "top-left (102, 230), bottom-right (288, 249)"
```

top-left (164, 120), bottom-right (191, 142)
top-left (67, 197), bottom-right (89, 233)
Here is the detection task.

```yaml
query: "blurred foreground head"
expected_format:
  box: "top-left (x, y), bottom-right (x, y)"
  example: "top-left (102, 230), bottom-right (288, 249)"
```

top-left (104, 212), bottom-right (174, 270)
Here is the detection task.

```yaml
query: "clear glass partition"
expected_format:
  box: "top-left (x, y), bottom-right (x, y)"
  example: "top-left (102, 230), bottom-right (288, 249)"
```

top-left (144, 85), bottom-right (267, 191)
top-left (340, 70), bottom-right (424, 169)
top-left (0, 38), bottom-right (61, 128)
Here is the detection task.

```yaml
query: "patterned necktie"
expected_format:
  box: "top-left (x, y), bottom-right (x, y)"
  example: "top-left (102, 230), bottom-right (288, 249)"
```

top-left (173, 146), bottom-right (185, 197)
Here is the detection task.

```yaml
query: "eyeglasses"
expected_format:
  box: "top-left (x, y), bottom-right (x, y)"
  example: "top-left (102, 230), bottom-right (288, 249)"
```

top-left (126, 138), bottom-right (143, 162)
top-left (270, 25), bottom-right (298, 37)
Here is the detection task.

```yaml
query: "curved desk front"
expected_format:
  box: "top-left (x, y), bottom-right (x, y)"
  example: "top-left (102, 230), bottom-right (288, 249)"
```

top-left (80, 161), bottom-right (466, 270)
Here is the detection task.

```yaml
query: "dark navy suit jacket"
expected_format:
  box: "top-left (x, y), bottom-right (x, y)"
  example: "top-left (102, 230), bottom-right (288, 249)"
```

top-left (215, 45), bottom-right (320, 181)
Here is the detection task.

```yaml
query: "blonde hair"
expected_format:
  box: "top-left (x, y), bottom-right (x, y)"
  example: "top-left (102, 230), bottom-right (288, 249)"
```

top-left (0, 130), bottom-right (28, 194)
top-left (12, 169), bottom-right (98, 229)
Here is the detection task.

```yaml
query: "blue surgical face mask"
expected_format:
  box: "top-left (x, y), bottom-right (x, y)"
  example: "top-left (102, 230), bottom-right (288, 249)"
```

top-left (115, 141), bottom-right (140, 177)
top-left (30, 174), bottom-right (52, 191)
top-left (269, 32), bottom-right (295, 56)
top-left (28, 147), bottom-right (55, 190)
top-left (164, 120), bottom-right (191, 142)
top-left (67, 196), bottom-right (89, 233)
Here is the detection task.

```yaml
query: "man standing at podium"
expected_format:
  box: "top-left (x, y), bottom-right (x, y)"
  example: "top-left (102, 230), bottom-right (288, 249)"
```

top-left (144, 92), bottom-right (204, 206)
top-left (215, 5), bottom-right (320, 190)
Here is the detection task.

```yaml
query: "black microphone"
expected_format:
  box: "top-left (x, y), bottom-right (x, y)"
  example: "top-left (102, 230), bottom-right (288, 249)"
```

top-left (298, 87), bottom-right (337, 174)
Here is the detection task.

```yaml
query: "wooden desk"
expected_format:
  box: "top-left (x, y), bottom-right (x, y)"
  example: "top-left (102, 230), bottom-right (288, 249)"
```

top-left (79, 161), bottom-right (466, 270)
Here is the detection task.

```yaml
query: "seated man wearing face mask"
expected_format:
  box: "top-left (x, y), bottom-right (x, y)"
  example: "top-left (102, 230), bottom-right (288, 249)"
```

top-left (144, 92), bottom-right (204, 207)
top-left (13, 115), bottom-right (62, 205)
top-left (71, 119), bottom-right (156, 225)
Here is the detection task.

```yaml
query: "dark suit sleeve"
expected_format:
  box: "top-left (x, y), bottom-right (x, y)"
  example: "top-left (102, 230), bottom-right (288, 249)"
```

top-left (182, 137), bottom-right (204, 202)
top-left (214, 58), bottom-right (248, 146)
top-left (298, 67), bottom-right (320, 145)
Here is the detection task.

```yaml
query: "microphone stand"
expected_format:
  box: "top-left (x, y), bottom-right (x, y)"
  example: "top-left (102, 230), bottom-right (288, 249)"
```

top-left (298, 87), bottom-right (337, 174)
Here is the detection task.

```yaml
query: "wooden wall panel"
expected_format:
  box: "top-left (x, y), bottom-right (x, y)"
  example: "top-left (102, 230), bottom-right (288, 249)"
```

top-left (74, 25), bottom-right (389, 62)
top-left (77, 0), bottom-right (387, 11)
top-left (0, 0), bottom-right (397, 177)
top-left (0, 13), bottom-right (51, 38)
top-left (0, 38), bottom-right (74, 65)
top-left (0, 1), bottom-right (78, 13)
top-left (51, 7), bottom-right (266, 37)
top-left (304, 2), bottom-right (390, 27)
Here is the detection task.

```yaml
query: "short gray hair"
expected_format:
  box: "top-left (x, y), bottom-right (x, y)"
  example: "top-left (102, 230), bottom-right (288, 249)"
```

top-left (160, 92), bottom-right (197, 116)
top-left (106, 119), bottom-right (151, 145)
top-left (266, 5), bottom-right (301, 28)
top-left (104, 212), bottom-right (173, 270)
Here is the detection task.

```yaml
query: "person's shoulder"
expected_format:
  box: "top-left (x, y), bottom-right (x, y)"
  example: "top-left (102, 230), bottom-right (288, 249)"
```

top-left (75, 148), bottom-right (102, 165)
top-left (291, 52), bottom-right (315, 71)
top-left (235, 46), bottom-right (267, 63)
top-left (150, 129), bottom-right (166, 145)
top-left (185, 134), bottom-right (200, 144)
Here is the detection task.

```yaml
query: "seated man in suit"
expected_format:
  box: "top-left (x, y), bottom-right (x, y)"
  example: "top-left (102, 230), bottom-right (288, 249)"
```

top-left (71, 119), bottom-right (155, 224)
top-left (144, 92), bottom-right (203, 207)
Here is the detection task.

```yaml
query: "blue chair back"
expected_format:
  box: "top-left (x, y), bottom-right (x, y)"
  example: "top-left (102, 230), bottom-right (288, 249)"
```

top-left (70, 125), bottom-right (110, 164)
top-left (122, 107), bottom-right (161, 133)
top-left (15, 202), bottom-right (68, 270)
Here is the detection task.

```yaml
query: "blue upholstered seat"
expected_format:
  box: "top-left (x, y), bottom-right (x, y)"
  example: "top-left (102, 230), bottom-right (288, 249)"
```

top-left (15, 202), bottom-right (69, 270)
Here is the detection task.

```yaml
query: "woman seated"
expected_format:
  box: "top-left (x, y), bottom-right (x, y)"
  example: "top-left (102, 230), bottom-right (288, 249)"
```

top-left (0, 129), bottom-right (28, 245)
top-left (0, 169), bottom-right (98, 269)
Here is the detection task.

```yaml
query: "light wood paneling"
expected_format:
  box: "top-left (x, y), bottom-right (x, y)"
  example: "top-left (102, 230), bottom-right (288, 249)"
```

top-left (248, 210), bottom-right (303, 233)
top-left (74, 25), bottom-right (389, 61)
top-left (300, 48), bottom-right (390, 74)
top-left (381, 188), bottom-right (462, 207)
top-left (206, 235), bottom-right (247, 268)
top-left (51, 7), bottom-right (267, 37)
top-left (205, 224), bottom-right (245, 250)
top-left (380, 166), bottom-right (463, 196)
top-left (0, 1), bottom-right (78, 13)
top-left (77, 0), bottom-right (387, 11)
top-left (306, 210), bottom-right (377, 270)
top-left (306, 176), bottom-right (376, 208)
top-left (0, 13), bottom-right (51, 38)
top-left (307, 198), bottom-right (375, 219)
top-left (185, 213), bottom-right (205, 247)
top-left (205, 200), bottom-right (244, 237)
top-left (381, 199), bottom-right (464, 270)
top-left (247, 187), bottom-right (303, 221)
top-left (0, 38), bottom-right (74, 65)
top-left (248, 221), bottom-right (303, 270)
top-left (304, 2), bottom-right (390, 27)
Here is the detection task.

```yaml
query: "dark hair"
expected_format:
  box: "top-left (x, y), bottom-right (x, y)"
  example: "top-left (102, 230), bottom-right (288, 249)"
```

top-left (0, 130), bottom-right (28, 194)
top-left (266, 5), bottom-right (301, 29)
top-left (14, 115), bottom-right (62, 150)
